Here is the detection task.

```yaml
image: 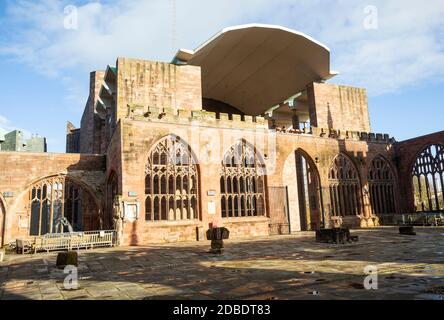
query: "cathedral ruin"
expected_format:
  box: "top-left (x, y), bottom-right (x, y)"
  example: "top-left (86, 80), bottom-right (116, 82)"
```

top-left (1, 24), bottom-right (443, 247)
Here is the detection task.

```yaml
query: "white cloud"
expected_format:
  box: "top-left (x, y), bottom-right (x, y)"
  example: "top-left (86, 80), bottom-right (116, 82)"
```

top-left (1, 0), bottom-right (443, 97)
top-left (0, 0), bottom-right (275, 76)
top-left (0, 115), bottom-right (12, 135)
top-left (320, 0), bottom-right (444, 94)
top-left (0, 114), bottom-right (32, 138)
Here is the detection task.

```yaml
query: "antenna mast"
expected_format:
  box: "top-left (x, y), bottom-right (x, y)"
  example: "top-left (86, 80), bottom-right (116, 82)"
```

top-left (170, 0), bottom-right (177, 56)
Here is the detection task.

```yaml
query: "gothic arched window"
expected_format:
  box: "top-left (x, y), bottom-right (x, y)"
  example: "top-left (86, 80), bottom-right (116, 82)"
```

top-left (145, 136), bottom-right (199, 221)
top-left (29, 176), bottom-right (98, 236)
top-left (328, 154), bottom-right (362, 217)
top-left (412, 144), bottom-right (444, 212)
top-left (220, 140), bottom-right (266, 218)
top-left (368, 156), bottom-right (396, 215)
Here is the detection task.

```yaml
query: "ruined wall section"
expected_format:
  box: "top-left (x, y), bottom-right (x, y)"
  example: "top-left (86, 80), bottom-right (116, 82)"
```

top-left (79, 71), bottom-right (105, 154)
top-left (394, 130), bottom-right (444, 213)
top-left (0, 152), bottom-right (106, 242)
top-left (307, 82), bottom-right (371, 133)
top-left (115, 104), bottom-right (396, 245)
top-left (116, 107), bottom-right (269, 245)
top-left (116, 58), bottom-right (202, 121)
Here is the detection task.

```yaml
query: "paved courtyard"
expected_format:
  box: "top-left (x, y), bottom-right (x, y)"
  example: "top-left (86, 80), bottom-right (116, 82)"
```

top-left (1, 227), bottom-right (443, 300)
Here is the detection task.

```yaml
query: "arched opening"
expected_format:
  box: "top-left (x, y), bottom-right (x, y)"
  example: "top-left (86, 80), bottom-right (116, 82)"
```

top-left (328, 154), bottom-right (362, 217)
top-left (106, 172), bottom-right (118, 229)
top-left (28, 176), bottom-right (100, 236)
top-left (368, 155), bottom-right (397, 215)
top-left (295, 150), bottom-right (324, 231)
top-left (412, 144), bottom-right (444, 212)
top-left (220, 140), bottom-right (267, 218)
top-left (145, 135), bottom-right (199, 222)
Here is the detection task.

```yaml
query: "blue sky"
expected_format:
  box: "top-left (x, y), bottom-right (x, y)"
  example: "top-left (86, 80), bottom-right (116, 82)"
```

top-left (0, 0), bottom-right (443, 152)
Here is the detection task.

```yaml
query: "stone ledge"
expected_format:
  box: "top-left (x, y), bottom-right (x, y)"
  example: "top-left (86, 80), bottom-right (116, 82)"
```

top-left (144, 220), bottom-right (201, 228)
top-left (276, 126), bottom-right (394, 144)
top-left (223, 216), bottom-right (270, 224)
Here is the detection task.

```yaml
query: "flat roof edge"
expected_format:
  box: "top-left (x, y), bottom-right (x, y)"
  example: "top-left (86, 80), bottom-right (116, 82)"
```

top-left (194, 23), bottom-right (331, 55)
top-left (173, 24), bottom-right (332, 64)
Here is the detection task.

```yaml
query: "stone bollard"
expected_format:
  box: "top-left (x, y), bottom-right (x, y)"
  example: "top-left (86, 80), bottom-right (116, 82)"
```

top-left (316, 228), bottom-right (359, 244)
top-left (206, 227), bottom-right (230, 254)
top-left (56, 251), bottom-right (78, 269)
top-left (0, 248), bottom-right (4, 263)
top-left (210, 239), bottom-right (224, 254)
top-left (399, 226), bottom-right (416, 236)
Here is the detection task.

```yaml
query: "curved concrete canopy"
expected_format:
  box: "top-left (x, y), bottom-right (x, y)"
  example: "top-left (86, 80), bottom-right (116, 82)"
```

top-left (175, 24), bottom-right (337, 116)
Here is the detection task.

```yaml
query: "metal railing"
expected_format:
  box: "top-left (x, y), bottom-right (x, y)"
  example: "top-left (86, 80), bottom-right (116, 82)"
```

top-left (32, 230), bottom-right (117, 253)
top-left (379, 213), bottom-right (444, 226)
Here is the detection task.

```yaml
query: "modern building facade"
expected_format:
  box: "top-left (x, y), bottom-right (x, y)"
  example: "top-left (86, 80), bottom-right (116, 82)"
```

top-left (0, 24), bottom-right (443, 247)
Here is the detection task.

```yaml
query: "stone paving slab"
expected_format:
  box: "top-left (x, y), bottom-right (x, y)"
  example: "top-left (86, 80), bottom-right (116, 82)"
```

top-left (0, 227), bottom-right (444, 300)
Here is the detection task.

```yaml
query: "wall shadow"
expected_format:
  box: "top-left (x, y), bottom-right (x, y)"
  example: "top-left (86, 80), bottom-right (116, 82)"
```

top-left (1, 228), bottom-right (443, 300)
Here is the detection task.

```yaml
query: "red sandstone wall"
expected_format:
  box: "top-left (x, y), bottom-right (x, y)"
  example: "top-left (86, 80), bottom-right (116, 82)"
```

top-left (106, 121), bottom-right (123, 190)
top-left (116, 58), bottom-right (202, 121)
top-left (271, 132), bottom-right (398, 229)
top-left (79, 71), bottom-right (105, 154)
top-left (118, 119), bottom-right (272, 246)
top-left (103, 121), bottom-right (123, 229)
top-left (115, 114), bottom-right (397, 245)
top-left (307, 82), bottom-right (371, 133)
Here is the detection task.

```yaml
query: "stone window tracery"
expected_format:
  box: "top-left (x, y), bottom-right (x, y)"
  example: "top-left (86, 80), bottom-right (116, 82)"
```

top-left (328, 154), bottom-right (362, 216)
top-left (29, 176), bottom-right (96, 236)
top-left (220, 140), bottom-right (266, 218)
top-left (145, 136), bottom-right (199, 222)
top-left (412, 144), bottom-right (444, 212)
top-left (368, 156), bottom-right (396, 215)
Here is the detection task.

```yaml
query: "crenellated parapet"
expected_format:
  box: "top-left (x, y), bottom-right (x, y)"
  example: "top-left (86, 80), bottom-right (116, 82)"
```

top-left (276, 126), bottom-right (394, 144)
top-left (126, 104), bottom-right (393, 143)
top-left (125, 104), bottom-right (268, 130)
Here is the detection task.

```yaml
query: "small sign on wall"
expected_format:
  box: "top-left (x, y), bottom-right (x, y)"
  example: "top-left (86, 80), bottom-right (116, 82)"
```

top-left (123, 201), bottom-right (140, 222)
top-left (208, 201), bottom-right (216, 215)
top-left (207, 190), bottom-right (217, 197)
top-left (19, 216), bottom-right (28, 229)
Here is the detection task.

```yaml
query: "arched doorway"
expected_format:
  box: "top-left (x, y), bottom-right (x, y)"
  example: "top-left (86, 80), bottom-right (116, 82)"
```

top-left (295, 150), bottom-right (324, 231)
top-left (28, 176), bottom-right (100, 236)
top-left (412, 144), bottom-right (444, 212)
top-left (368, 155), bottom-right (397, 215)
top-left (328, 154), bottom-right (363, 217)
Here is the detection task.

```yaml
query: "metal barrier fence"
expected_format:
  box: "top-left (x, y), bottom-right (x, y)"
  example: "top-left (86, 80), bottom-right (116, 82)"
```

top-left (32, 230), bottom-right (117, 253)
top-left (379, 213), bottom-right (444, 226)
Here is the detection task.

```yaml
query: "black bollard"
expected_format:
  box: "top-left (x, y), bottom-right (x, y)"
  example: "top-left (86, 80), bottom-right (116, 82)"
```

top-left (207, 227), bottom-right (230, 254)
top-left (399, 226), bottom-right (416, 236)
top-left (56, 251), bottom-right (78, 269)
